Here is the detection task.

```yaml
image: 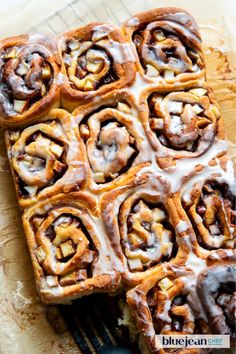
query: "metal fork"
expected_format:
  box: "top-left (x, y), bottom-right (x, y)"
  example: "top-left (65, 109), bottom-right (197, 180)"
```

top-left (58, 294), bottom-right (137, 354)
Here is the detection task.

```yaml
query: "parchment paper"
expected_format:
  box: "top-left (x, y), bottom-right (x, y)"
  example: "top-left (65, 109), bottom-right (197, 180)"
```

top-left (0, 1), bottom-right (235, 353)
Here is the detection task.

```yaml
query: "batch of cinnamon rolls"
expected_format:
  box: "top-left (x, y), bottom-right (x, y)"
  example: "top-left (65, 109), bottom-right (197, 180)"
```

top-left (0, 7), bottom-right (235, 354)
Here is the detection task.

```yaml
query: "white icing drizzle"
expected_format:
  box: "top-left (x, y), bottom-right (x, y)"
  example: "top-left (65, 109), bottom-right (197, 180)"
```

top-left (4, 14), bottom-right (235, 314)
top-left (176, 220), bottom-right (191, 234)
top-left (101, 41), bottom-right (137, 64)
top-left (126, 17), bottom-right (140, 27)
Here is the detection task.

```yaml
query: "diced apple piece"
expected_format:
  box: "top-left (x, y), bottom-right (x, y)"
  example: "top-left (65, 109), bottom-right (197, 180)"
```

top-left (128, 258), bottom-right (143, 271)
top-left (86, 61), bottom-right (103, 74)
top-left (84, 78), bottom-right (95, 91)
top-left (153, 208), bottom-right (166, 222)
top-left (117, 102), bottom-right (131, 114)
top-left (146, 64), bottom-right (159, 77)
top-left (189, 88), bottom-right (207, 96)
top-left (153, 30), bottom-right (166, 42)
top-left (92, 29), bottom-right (108, 42)
top-left (68, 40), bottom-right (81, 51)
top-left (41, 84), bottom-right (46, 97)
top-left (211, 105), bottom-right (220, 117)
top-left (164, 70), bottom-right (175, 79)
top-left (192, 104), bottom-right (203, 115)
top-left (128, 232), bottom-right (144, 249)
top-left (80, 124), bottom-right (90, 140)
top-left (107, 172), bottom-right (118, 180)
top-left (150, 118), bottom-right (164, 130)
top-left (158, 277), bottom-right (173, 291)
top-left (186, 140), bottom-right (194, 151)
top-left (50, 143), bottom-right (64, 158)
top-left (209, 224), bottom-right (221, 235)
top-left (4, 47), bottom-right (17, 59)
top-left (42, 64), bottom-right (51, 79)
top-left (93, 172), bottom-right (105, 183)
top-left (35, 246), bottom-right (46, 264)
top-left (168, 101), bottom-right (183, 114)
top-left (24, 185), bottom-right (38, 196)
top-left (46, 275), bottom-right (58, 287)
top-left (13, 100), bottom-right (27, 113)
top-left (16, 61), bottom-right (28, 76)
top-left (59, 272), bottom-right (77, 286)
top-left (55, 247), bottom-right (63, 260)
top-left (60, 240), bottom-right (75, 258)
top-left (73, 41), bottom-right (92, 57)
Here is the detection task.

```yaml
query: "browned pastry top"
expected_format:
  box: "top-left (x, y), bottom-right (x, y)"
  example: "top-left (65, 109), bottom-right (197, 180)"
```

top-left (0, 6), bottom-right (235, 354)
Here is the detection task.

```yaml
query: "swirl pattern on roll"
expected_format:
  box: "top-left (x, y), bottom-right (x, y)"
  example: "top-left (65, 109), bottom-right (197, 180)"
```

top-left (127, 267), bottom-right (210, 353)
top-left (197, 264), bottom-right (236, 342)
top-left (182, 170), bottom-right (236, 250)
top-left (0, 34), bottom-right (61, 126)
top-left (23, 192), bottom-right (120, 303)
top-left (120, 197), bottom-right (174, 272)
top-left (60, 23), bottom-right (136, 111)
top-left (123, 7), bottom-right (204, 86)
top-left (101, 174), bottom-right (190, 285)
top-left (5, 109), bottom-right (85, 209)
top-left (74, 95), bottom-right (148, 190)
top-left (141, 87), bottom-right (222, 167)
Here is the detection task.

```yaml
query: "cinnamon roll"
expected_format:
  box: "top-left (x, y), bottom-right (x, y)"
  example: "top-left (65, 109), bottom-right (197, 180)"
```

top-left (0, 34), bottom-right (61, 126)
top-left (101, 173), bottom-right (188, 285)
top-left (22, 192), bottom-right (121, 304)
top-left (127, 267), bottom-right (210, 353)
top-left (181, 159), bottom-right (236, 252)
top-left (0, 9), bottom-right (234, 347)
top-left (140, 86), bottom-right (223, 168)
top-left (123, 7), bottom-right (205, 88)
top-left (197, 263), bottom-right (236, 343)
top-left (60, 23), bottom-right (136, 111)
top-left (73, 93), bottom-right (150, 193)
top-left (5, 109), bottom-right (86, 209)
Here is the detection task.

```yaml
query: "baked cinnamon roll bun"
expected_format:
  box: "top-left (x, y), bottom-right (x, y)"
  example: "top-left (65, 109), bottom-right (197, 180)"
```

top-left (22, 192), bottom-right (121, 303)
top-left (181, 158), bottom-right (236, 252)
top-left (0, 34), bottom-right (61, 126)
top-left (127, 267), bottom-right (210, 353)
top-left (101, 173), bottom-right (188, 285)
top-left (197, 263), bottom-right (236, 343)
top-left (73, 93), bottom-right (150, 193)
top-left (140, 86), bottom-right (223, 168)
top-left (60, 23), bottom-right (136, 111)
top-left (5, 109), bottom-right (86, 209)
top-left (123, 7), bottom-right (205, 88)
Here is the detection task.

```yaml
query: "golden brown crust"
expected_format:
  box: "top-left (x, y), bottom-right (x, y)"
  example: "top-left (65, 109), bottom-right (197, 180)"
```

top-left (0, 34), bottom-right (61, 127)
top-left (138, 84), bottom-right (223, 169)
top-left (122, 7), bottom-right (205, 89)
top-left (60, 23), bottom-right (136, 111)
top-left (127, 265), bottom-right (210, 354)
top-left (180, 158), bottom-right (236, 257)
top-left (72, 91), bottom-right (150, 193)
top-left (22, 191), bottom-right (121, 304)
top-left (0, 9), bottom-right (234, 347)
top-left (5, 108), bottom-right (86, 209)
top-left (101, 173), bottom-right (189, 286)
top-left (197, 263), bottom-right (236, 344)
